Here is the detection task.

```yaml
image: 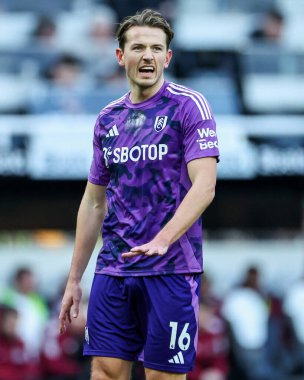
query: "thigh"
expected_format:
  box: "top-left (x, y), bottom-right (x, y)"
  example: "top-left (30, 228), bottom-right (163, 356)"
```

top-left (84, 274), bottom-right (144, 361)
top-left (142, 274), bottom-right (201, 374)
top-left (91, 356), bottom-right (132, 380)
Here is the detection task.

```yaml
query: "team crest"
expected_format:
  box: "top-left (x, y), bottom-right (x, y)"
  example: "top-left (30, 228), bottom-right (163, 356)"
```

top-left (154, 116), bottom-right (168, 132)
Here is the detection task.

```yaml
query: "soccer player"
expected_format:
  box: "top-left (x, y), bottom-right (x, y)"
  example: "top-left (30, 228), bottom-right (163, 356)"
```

top-left (59, 9), bottom-right (219, 380)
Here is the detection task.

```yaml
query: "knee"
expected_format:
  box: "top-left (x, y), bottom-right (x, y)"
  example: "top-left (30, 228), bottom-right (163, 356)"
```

top-left (90, 369), bottom-right (105, 380)
top-left (90, 359), bottom-right (115, 380)
top-left (90, 357), bottom-right (131, 380)
top-left (90, 367), bottom-right (115, 380)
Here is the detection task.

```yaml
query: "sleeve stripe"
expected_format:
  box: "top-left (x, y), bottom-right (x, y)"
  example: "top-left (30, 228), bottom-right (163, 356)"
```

top-left (167, 82), bottom-right (212, 120)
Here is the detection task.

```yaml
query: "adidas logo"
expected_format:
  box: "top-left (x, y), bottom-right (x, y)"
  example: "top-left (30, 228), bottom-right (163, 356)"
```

top-left (168, 351), bottom-right (184, 364)
top-left (105, 125), bottom-right (119, 138)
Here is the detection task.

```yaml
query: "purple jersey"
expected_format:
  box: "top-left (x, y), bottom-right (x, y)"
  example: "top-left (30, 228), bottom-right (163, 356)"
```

top-left (88, 81), bottom-right (219, 276)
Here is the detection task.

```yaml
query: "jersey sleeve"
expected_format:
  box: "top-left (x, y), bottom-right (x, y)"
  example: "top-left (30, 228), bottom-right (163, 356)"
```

top-left (88, 115), bottom-right (110, 186)
top-left (183, 97), bottom-right (219, 163)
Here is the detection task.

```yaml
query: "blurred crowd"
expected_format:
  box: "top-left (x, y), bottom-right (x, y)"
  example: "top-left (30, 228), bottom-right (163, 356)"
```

top-left (1, 264), bottom-right (304, 380)
top-left (0, 1), bottom-right (304, 379)
top-left (0, 267), bottom-right (90, 380)
top-left (0, 0), bottom-right (303, 116)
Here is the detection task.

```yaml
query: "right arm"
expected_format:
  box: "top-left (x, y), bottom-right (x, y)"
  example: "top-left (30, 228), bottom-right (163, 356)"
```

top-left (59, 181), bottom-right (107, 333)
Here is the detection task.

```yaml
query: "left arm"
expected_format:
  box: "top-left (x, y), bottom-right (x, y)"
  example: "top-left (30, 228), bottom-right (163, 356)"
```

top-left (122, 156), bottom-right (217, 257)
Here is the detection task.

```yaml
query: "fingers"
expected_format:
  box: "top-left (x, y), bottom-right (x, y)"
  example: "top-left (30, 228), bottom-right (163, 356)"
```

top-left (122, 245), bottom-right (168, 258)
top-left (131, 245), bottom-right (149, 253)
top-left (72, 299), bottom-right (80, 319)
top-left (121, 250), bottom-right (143, 258)
top-left (59, 319), bottom-right (66, 334)
top-left (122, 252), bottom-right (140, 258)
top-left (59, 307), bottom-right (70, 334)
top-left (145, 246), bottom-right (167, 256)
top-left (121, 245), bottom-right (148, 258)
top-left (59, 294), bottom-right (81, 334)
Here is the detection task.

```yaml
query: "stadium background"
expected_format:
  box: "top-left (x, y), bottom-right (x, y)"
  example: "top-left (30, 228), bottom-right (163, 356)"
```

top-left (0, 0), bottom-right (303, 380)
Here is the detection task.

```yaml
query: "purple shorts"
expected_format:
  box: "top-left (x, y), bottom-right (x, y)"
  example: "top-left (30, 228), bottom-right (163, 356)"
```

top-left (83, 273), bottom-right (201, 373)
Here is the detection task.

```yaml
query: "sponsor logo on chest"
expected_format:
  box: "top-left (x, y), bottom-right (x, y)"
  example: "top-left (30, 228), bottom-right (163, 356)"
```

top-left (102, 116), bottom-right (171, 166)
top-left (103, 144), bottom-right (168, 167)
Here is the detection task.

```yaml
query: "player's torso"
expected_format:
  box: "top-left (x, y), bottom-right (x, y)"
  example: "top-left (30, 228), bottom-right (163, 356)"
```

top-left (101, 100), bottom-right (182, 178)
top-left (93, 84), bottom-right (214, 275)
top-left (99, 94), bottom-right (184, 209)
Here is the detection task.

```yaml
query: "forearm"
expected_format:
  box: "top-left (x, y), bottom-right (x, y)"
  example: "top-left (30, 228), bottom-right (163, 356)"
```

top-left (157, 177), bottom-right (215, 245)
top-left (68, 192), bottom-right (106, 283)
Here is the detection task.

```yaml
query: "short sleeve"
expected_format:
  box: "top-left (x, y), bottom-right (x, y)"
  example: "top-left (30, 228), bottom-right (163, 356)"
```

top-left (183, 97), bottom-right (219, 163)
top-left (88, 115), bottom-right (110, 186)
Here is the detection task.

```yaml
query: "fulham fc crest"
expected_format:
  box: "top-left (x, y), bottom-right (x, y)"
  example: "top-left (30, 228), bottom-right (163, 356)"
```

top-left (154, 116), bottom-right (168, 132)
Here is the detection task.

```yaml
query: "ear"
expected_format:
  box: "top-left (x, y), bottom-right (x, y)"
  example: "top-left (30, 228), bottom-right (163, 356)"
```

top-left (164, 49), bottom-right (172, 69)
top-left (116, 48), bottom-right (125, 66)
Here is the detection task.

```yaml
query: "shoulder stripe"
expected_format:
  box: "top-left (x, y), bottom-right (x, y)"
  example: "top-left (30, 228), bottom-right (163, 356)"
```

top-left (167, 82), bottom-right (212, 120)
top-left (169, 82), bottom-right (212, 119)
top-left (167, 86), bottom-right (209, 120)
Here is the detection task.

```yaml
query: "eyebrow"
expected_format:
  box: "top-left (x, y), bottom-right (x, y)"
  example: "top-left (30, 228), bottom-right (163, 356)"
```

top-left (130, 43), bottom-right (165, 48)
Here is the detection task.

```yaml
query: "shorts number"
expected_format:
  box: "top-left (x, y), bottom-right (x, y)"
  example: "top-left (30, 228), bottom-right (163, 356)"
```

top-left (169, 321), bottom-right (190, 351)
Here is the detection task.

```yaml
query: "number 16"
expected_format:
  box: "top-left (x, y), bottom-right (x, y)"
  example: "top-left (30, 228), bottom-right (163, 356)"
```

top-left (169, 321), bottom-right (191, 351)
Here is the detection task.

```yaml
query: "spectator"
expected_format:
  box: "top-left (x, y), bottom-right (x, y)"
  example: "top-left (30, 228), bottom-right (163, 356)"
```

top-left (31, 15), bottom-right (57, 48)
top-left (38, 277), bottom-right (90, 380)
top-left (40, 298), bottom-right (90, 380)
top-left (283, 273), bottom-right (304, 375)
top-left (200, 274), bottom-right (221, 305)
top-left (0, 267), bottom-right (49, 362)
top-left (29, 53), bottom-right (94, 114)
top-left (45, 54), bottom-right (85, 88)
top-left (188, 296), bottom-right (229, 380)
top-left (250, 8), bottom-right (285, 44)
top-left (83, 7), bottom-right (122, 84)
top-left (221, 265), bottom-right (276, 380)
top-left (241, 265), bottom-right (267, 296)
top-left (0, 305), bottom-right (40, 380)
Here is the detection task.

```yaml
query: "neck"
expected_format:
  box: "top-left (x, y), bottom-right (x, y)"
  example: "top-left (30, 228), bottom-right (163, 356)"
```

top-left (129, 79), bottom-right (165, 104)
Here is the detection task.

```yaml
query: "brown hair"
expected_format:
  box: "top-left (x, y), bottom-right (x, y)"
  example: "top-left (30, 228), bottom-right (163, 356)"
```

top-left (116, 9), bottom-right (174, 50)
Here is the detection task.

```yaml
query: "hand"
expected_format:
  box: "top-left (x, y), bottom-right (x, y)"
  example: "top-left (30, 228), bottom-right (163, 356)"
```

top-left (58, 281), bottom-right (82, 334)
top-left (121, 235), bottom-right (170, 258)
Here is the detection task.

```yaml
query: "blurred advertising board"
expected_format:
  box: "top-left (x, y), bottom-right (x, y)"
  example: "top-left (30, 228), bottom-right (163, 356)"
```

top-left (0, 115), bottom-right (303, 180)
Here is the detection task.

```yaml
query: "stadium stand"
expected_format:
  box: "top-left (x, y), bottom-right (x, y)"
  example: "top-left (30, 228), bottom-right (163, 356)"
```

top-left (0, 2), bottom-right (304, 379)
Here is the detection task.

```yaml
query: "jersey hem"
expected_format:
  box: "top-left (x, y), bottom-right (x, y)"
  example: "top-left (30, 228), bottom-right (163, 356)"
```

top-left (185, 152), bottom-right (219, 164)
top-left (94, 268), bottom-right (203, 277)
top-left (143, 360), bottom-right (192, 374)
top-left (88, 177), bottom-right (109, 186)
top-left (83, 350), bottom-right (136, 361)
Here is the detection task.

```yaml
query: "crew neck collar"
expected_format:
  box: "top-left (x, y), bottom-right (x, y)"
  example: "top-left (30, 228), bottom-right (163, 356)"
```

top-left (125, 81), bottom-right (168, 109)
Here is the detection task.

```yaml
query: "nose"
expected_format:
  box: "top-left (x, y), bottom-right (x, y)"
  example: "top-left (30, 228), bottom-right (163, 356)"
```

top-left (143, 47), bottom-right (153, 61)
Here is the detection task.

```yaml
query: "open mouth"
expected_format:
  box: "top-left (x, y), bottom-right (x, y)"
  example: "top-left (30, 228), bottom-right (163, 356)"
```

top-left (139, 66), bottom-right (155, 74)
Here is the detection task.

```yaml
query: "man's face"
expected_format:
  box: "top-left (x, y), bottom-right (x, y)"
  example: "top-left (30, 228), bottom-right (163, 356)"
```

top-left (116, 26), bottom-right (172, 92)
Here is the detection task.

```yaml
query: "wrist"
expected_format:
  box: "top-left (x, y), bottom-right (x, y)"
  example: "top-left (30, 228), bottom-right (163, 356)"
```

top-left (155, 229), bottom-right (173, 246)
top-left (68, 274), bottom-right (82, 284)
